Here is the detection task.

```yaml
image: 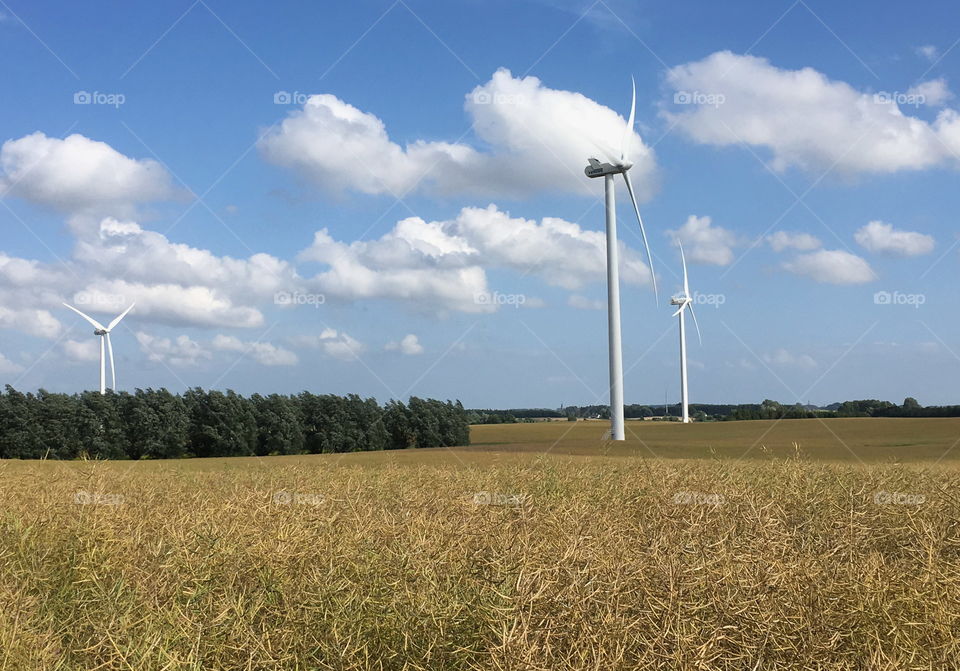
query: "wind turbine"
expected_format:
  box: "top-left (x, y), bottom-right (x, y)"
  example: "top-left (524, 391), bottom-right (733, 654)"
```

top-left (584, 79), bottom-right (658, 441)
top-left (62, 302), bottom-right (135, 394)
top-left (670, 244), bottom-right (701, 423)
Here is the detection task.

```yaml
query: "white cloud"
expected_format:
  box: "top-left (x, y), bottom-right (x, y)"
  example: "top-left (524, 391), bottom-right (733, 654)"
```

top-left (907, 78), bottom-right (953, 107)
top-left (63, 339), bottom-right (99, 363)
top-left (0, 352), bottom-right (23, 376)
top-left (299, 205), bottom-right (653, 312)
top-left (763, 348), bottom-right (818, 369)
top-left (136, 332), bottom-right (211, 367)
top-left (0, 132), bottom-right (177, 216)
top-left (854, 220), bottom-right (935, 257)
top-left (782, 249), bottom-right (876, 284)
top-left (667, 215), bottom-right (738, 265)
top-left (0, 306), bottom-right (62, 338)
top-left (291, 329), bottom-right (365, 362)
top-left (385, 334), bottom-right (423, 355)
top-left (915, 45), bottom-right (939, 62)
top-left (663, 51), bottom-right (960, 174)
top-left (259, 68), bottom-right (657, 200)
top-left (568, 294), bottom-right (604, 310)
top-left (211, 334), bottom-right (298, 366)
top-left (767, 231), bottom-right (822, 253)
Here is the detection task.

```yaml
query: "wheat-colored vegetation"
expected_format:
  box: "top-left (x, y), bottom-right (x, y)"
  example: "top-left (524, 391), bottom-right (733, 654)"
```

top-left (3, 419), bottom-right (960, 669)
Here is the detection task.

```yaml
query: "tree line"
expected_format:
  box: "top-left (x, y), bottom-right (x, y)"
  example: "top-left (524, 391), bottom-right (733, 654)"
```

top-left (0, 386), bottom-right (470, 460)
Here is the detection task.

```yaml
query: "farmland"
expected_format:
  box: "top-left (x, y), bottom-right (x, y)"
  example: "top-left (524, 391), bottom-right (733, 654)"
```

top-left (3, 418), bottom-right (960, 669)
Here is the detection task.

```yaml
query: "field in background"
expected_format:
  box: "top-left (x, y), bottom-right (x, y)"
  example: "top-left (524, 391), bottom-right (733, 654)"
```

top-left (3, 418), bottom-right (960, 669)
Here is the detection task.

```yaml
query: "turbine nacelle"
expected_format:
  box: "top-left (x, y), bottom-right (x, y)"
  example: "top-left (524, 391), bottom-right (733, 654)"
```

top-left (584, 157), bottom-right (631, 178)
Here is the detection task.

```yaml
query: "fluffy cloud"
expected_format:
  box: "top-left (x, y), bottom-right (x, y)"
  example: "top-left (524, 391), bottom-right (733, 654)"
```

top-left (667, 215), bottom-right (738, 265)
top-left (291, 329), bottom-right (365, 362)
top-left (136, 332), bottom-right (211, 367)
top-left (763, 348), bottom-right (818, 369)
top-left (63, 339), bottom-right (99, 363)
top-left (385, 333), bottom-right (423, 355)
top-left (907, 78), bottom-right (953, 107)
top-left (212, 334), bottom-right (298, 366)
top-left (0, 306), bottom-right (62, 338)
top-left (299, 205), bottom-right (653, 312)
top-left (0, 133), bottom-right (177, 216)
top-left (260, 69), bottom-right (657, 200)
top-left (782, 249), bottom-right (876, 284)
top-left (767, 231), bottom-right (822, 253)
top-left (0, 352), bottom-right (23, 376)
top-left (663, 51), bottom-right (960, 174)
top-left (854, 221), bottom-right (935, 257)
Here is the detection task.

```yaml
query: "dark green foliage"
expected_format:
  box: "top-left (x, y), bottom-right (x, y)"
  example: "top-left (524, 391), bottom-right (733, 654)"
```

top-left (0, 386), bottom-right (469, 460)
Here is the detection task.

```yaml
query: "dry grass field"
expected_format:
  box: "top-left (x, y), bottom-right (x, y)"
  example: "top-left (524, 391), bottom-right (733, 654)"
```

top-left (3, 419), bottom-right (960, 669)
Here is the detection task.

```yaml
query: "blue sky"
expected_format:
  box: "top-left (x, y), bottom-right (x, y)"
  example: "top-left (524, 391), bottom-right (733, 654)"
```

top-left (0, 0), bottom-right (957, 408)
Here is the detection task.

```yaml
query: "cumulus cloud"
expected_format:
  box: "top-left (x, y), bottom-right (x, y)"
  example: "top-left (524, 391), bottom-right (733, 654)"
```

top-left (667, 215), bottom-right (738, 265)
top-left (907, 78), bottom-right (953, 107)
top-left (767, 231), bottom-right (822, 253)
top-left (763, 348), bottom-right (818, 369)
top-left (136, 332), bottom-right (211, 367)
top-left (0, 132), bottom-right (177, 216)
top-left (299, 204), bottom-right (653, 312)
top-left (782, 249), bottom-right (876, 284)
top-left (211, 334), bottom-right (298, 366)
top-left (0, 306), bottom-right (62, 338)
top-left (259, 68), bottom-right (657, 200)
top-left (385, 334), bottom-right (423, 355)
top-left (854, 220), bottom-right (935, 257)
top-left (63, 339), bottom-right (99, 363)
top-left (663, 51), bottom-right (960, 174)
top-left (291, 329), bottom-right (365, 362)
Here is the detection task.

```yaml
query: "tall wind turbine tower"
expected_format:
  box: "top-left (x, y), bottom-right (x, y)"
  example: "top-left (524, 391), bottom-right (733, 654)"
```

top-left (584, 79), bottom-right (658, 441)
top-left (62, 302), bottom-right (136, 394)
top-left (670, 244), bottom-right (701, 423)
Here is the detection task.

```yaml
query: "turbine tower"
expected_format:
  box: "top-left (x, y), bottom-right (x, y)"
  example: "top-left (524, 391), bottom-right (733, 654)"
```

top-left (584, 79), bottom-right (658, 441)
top-left (62, 302), bottom-right (135, 394)
top-left (670, 244), bottom-right (701, 423)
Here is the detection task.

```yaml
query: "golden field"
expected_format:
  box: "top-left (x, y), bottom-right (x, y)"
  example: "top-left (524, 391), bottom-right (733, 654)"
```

top-left (3, 418), bottom-right (960, 670)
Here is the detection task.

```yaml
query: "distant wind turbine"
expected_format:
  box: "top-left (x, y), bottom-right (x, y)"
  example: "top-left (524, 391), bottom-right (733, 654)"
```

top-left (670, 244), bottom-right (701, 423)
top-left (584, 78), bottom-right (658, 441)
top-left (62, 302), bottom-right (135, 394)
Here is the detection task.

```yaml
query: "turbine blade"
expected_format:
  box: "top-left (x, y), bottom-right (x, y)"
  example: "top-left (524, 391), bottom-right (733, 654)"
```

top-left (106, 332), bottom-right (116, 390)
top-left (672, 305), bottom-right (684, 318)
top-left (620, 170), bottom-right (658, 305)
top-left (107, 302), bottom-right (135, 331)
top-left (621, 76), bottom-right (636, 163)
top-left (62, 303), bottom-right (106, 331)
top-left (688, 302), bottom-right (703, 346)
top-left (679, 242), bottom-right (690, 298)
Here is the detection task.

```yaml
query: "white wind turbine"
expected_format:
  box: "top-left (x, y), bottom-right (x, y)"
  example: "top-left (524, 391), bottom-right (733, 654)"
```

top-left (62, 302), bottom-right (136, 394)
top-left (584, 78), bottom-right (658, 441)
top-left (670, 244), bottom-right (701, 423)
